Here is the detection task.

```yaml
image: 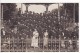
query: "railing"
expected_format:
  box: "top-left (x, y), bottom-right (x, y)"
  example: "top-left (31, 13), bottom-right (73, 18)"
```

top-left (1, 36), bottom-right (79, 52)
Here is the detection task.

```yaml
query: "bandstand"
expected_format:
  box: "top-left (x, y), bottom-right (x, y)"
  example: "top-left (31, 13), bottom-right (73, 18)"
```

top-left (0, 3), bottom-right (79, 52)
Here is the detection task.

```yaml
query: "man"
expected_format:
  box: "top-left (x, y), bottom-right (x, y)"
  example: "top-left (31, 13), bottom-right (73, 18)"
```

top-left (31, 29), bottom-right (39, 48)
top-left (68, 39), bottom-right (73, 51)
top-left (43, 30), bottom-right (48, 48)
top-left (18, 8), bottom-right (21, 17)
top-left (1, 27), bottom-right (5, 36)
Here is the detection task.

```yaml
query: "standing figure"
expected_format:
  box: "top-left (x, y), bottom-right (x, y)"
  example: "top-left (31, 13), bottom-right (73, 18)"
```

top-left (31, 29), bottom-right (39, 48)
top-left (61, 40), bottom-right (65, 48)
top-left (43, 30), bottom-right (48, 48)
top-left (68, 39), bottom-right (73, 50)
top-left (1, 27), bottom-right (5, 36)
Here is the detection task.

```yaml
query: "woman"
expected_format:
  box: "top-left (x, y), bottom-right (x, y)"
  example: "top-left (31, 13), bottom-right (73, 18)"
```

top-left (43, 30), bottom-right (48, 48)
top-left (31, 29), bottom-right (39, 48)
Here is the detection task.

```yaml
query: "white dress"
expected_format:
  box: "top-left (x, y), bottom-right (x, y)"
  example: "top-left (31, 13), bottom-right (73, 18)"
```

top-left (43, 32), bottom-right (48, 46)
top-left (31, 31), bottom-right (39, 47)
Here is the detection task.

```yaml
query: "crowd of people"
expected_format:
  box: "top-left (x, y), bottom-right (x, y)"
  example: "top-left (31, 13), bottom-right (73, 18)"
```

top-left (1, 9), bottom-right (79, 51)
top-left (2, 9), bottom-right (78, 39)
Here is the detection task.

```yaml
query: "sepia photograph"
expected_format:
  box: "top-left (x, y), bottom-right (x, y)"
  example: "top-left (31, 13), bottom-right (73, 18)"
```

top-left (0, 3), bottom-right (79, 52)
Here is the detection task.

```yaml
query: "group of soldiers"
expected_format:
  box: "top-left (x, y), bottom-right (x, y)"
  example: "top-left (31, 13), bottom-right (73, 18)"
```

top-left (1, 8), bottom-right (79, 51)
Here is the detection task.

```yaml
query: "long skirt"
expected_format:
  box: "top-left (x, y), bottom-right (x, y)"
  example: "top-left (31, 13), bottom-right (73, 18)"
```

top-left (43, 38), bottom-right (48, 47)
top-left (31, 37), bottom-right (38, 47)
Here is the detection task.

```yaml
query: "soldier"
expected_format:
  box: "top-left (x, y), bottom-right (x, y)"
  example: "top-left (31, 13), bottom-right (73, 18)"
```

top-left (1, 27), bottom-right (5, 36)
top-left (18, 8), bottom-right (21, 17)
